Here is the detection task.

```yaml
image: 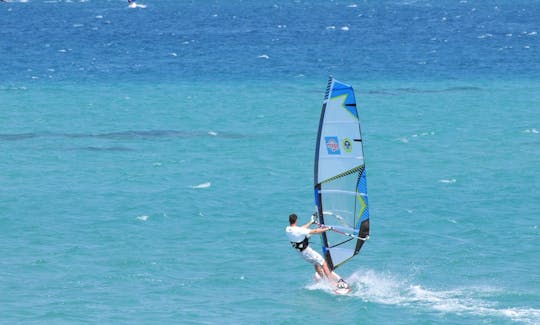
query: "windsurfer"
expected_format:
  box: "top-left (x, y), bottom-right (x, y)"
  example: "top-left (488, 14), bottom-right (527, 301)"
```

top-left (286, 213), bottom-right (340, 282)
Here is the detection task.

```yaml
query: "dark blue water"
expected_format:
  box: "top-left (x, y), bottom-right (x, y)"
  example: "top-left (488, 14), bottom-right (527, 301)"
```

top-left (2, 0), bottom-right (539, 84)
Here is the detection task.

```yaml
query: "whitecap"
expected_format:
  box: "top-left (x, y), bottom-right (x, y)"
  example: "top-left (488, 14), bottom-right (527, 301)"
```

top-left (439, 179), bottom-right (457, 184)
top-left (257, 54), bottom-right (270, 59)
top-left (477, 33), bottom-right (493, 39)
top-left (191, 182), bottom-right (211, 189)
top-left (137, 215), bottom-right (149, 221)
top-left (341, 26), bottom-right (350, 31)
top-left (208, 131), bottom-right (218, 136)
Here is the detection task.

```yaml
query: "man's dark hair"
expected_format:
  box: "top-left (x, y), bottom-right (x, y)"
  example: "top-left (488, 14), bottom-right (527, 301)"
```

top-left (289, 213), bottom-right (298, 225)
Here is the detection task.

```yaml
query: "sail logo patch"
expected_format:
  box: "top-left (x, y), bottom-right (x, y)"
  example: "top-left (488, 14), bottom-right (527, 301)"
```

top-left (325, 136), bottom-right (341, 154)
top-left (342, 138), bottom-right (353, 153)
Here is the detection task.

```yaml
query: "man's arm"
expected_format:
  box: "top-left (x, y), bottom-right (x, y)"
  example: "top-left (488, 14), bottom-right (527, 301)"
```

top-left (301, 219), bottom-right (314, 229)
top-left (309, 226), bottom-right (330, 235)
top-left (301, 214), bottom-right (318, 229)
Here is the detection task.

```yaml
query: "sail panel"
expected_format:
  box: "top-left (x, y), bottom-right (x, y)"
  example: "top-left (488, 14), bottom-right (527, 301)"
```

top-left (314, 77), bottom-right (370, 271)
top-left (316, 79), bottom-right (364, 184)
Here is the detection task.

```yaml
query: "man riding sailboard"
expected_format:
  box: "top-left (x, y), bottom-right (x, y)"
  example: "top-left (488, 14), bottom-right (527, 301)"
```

top-left (285, 213), bottom-right (350, 293)
top-left (285, 77), bottom-right (371, 295)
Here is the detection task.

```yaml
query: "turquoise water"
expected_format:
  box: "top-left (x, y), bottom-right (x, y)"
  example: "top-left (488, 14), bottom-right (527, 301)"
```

top-left (2, 80), bottom-right (539, 324)
top-left (2, 1), bottom-right (540, 324)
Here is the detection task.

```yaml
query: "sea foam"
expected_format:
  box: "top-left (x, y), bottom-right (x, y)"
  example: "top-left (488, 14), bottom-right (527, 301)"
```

top-left (342, 269), bottom-right (540, 324)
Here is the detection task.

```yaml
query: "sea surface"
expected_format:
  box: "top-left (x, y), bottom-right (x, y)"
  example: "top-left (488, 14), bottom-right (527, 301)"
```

top-left (1, 0), bottom-right (539, 324)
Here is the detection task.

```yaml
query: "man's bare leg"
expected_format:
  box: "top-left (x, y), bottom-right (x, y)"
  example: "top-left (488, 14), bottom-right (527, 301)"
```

top-left (322, 262), bottom-right (341, 282)
top-left (314, 265), bottom-right (325, 279)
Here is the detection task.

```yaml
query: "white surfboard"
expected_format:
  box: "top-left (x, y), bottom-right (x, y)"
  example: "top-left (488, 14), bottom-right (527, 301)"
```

top-left (314, 271), bottom-right (351, 295)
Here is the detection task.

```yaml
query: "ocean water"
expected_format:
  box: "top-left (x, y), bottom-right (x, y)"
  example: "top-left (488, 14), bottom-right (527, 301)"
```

top-left (1, 0), bottom-right (539, 324)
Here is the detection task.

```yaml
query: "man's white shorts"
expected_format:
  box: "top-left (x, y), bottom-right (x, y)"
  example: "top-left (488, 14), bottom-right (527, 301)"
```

top-left (299, 246), bottom-right (325, 266)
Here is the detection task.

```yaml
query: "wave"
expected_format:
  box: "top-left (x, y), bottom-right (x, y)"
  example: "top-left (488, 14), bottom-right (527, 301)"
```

top-left (397, 131), bottom-right (436, 144)
top-left (0, 86), bottom-right (28, 91)
top-left (307, 269), bottom-right (540, 324)
top-left (439, 178), bottom-right (457, 184)
top-left (70, 146), bottom-right (134, 152)
top-left (0, 130), bottom-right (244, 141)
top-left (366, 86), bottom-right (483, 96)
top-left (191, 182), bottom-right (211, 189)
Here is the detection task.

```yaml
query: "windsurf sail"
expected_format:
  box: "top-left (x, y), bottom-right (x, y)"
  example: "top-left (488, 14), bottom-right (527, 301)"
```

top-left (314, 77), bottom-right (370, 271)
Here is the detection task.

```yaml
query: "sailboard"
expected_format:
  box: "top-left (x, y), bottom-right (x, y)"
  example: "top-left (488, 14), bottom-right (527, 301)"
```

top-left (313, 77), bottom-right (370, 292)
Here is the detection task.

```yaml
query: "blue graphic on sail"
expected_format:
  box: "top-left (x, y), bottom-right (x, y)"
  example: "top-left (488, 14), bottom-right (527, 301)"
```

top-left (324, 136), bottom-right (341, 155)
